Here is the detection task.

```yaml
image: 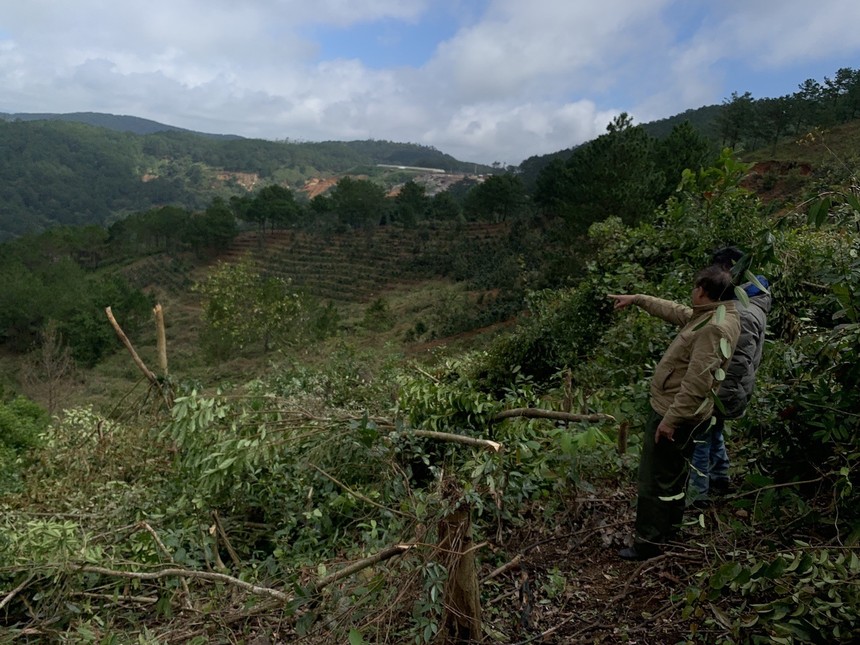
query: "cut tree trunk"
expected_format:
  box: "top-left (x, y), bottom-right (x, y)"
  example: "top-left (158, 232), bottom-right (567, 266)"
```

top-left (437, 494), bottom-right (482, 644)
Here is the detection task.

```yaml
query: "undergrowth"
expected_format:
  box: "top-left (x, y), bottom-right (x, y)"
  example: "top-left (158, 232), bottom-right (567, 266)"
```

top-left (0, 149), bottom-right (858, 643)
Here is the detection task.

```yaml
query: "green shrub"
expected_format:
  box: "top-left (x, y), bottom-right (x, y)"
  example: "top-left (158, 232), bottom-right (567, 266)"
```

top-left (0, 396), bottom-right (49, 493)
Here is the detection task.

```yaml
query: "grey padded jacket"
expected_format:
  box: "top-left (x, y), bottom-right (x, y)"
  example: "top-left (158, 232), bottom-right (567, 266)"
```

top-left (717, 291), bottom-right (772, 419)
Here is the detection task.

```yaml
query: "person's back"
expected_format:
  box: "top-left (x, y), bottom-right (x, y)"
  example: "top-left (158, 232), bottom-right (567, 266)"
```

top-left (718, 282), bottom-right (771, 419)
top-left (689, 249), bottom-right (771, 502)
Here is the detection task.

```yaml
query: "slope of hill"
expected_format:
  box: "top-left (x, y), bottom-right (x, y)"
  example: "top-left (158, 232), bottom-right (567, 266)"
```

top-left (0, 116), bottom-right (493, 239)
top-left (0, 111), bottom-right (238, 138)
top-left (217, 222), bottom-right (510, 303)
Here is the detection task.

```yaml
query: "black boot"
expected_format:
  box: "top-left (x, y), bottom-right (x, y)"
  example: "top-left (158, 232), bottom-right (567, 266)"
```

top-left (618, 542), bottom-right (662, 561)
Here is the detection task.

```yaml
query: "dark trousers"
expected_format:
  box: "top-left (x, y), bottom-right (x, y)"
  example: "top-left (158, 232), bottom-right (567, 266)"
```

top-left (634, 408), bottom-right (703, 549)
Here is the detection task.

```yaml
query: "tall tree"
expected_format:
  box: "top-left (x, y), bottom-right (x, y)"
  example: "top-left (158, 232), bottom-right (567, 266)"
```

top-left (329, 177), bottom-right (387, 229)
top-left (755, 96), bottom-right (794, 154)
top-left (246, 185), bottom-right (299, 232)
top-left (393, 180), bottom-right (428, 226)
top-left (560, 113), bottom-right (662, 231)
top-left (464, 174), bottom-right (526, 223)
top-left (718, 91), bottom-right (755, 148)
top-left (793, 78), bottom-right (824, 132)
top-left (428, 191), bottom-right (462, 221)
top-left (655, 121), bottom-right (716, 202)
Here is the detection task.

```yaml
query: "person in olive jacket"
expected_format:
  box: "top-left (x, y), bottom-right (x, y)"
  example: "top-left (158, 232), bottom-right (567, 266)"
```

top-left (689, 247), bottom-right (772, 503)
top-left (609, 266), bottom-right (741, 560)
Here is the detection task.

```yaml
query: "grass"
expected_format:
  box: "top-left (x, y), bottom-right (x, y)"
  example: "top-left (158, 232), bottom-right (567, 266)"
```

top-left (745, 119), bottom-right (860, 165)
top-left (29, 269), bottom-right (507, 416)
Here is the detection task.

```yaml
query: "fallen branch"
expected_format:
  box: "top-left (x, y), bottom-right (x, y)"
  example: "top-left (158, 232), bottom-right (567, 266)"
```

top-left (0, 573), bottom-right (34, 611)
top-left (730, 476), bottom-right (825, 499)
top-left (611, 554), bottom-right (668, 603)
top-left (212, 510), bottom-right (243, 570)
top-left (492, 408), bottom-right (615, 423)
top-left (481, 553), bottom-right (522, 583)
top-left (74, 591), bottom-right (158, 605)
top-left (311, 544), bottom-right (413, 592)
top-left (308, 464), bottom-right (416, 519)
top-left (106, 306), bottom-right (172, 407)
top-left (77, 565), bottom-right (290, 601)
top-left (411, 430), bottom-right (502, 452)
top-left (138, 521), bottom-right (193, 609)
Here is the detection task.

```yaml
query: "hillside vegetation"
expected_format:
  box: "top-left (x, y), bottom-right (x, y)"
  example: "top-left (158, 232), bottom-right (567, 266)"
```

top-left (0, 117), bottom-right (491, 239)
top-left (0, 67), bottom-right (858, 643)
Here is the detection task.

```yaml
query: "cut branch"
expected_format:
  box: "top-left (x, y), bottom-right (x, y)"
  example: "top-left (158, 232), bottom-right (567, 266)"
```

top-left (78, 565), bottom-right (290, 601)
top-left (154, 304), bottom-right (168, 376)
top-left (106, 306), bottom-right (172, 407)
top-left (0, 573), bottom-right (34, 611)
top-left (481, 553), bottom-right (523, 583)
top-left (78, 542), bottom-right (414, 606)
top-left (311, 544), bottom-right (413, 592)
top-left (138, 521), bottom-right (193, 608)
top-left (212, 510), bottom-right (243, 570)
top-left (412, 430), bottom-right (502, 452)
top-left (105, 306), bottom-right (158, 385)
top-left (492, 408), bottom-right (615, 423)
top-left (308, 464), bottom-right (416, 519)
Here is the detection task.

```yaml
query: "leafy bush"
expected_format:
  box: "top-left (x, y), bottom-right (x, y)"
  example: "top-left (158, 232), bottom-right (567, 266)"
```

top-left (363, 297), bottom-right (394, 331)
top-left (0, 396), bottom-right (49, 493)
top-left (469, 279), bottom-right (613, 393)
top-left (684, 548), bottom-right (860, 643)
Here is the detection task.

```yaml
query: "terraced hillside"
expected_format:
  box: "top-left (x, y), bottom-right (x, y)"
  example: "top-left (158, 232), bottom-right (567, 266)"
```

top-left (220, 222), bottom-right (509, 302)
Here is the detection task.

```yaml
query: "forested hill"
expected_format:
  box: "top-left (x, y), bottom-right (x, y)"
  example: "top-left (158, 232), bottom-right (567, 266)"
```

top-left (519, 66), bottom-right (860, 187)
top-left (0, 111), bottom-right (235, 138)
top-left (0, 116), bottom-right (489, 239)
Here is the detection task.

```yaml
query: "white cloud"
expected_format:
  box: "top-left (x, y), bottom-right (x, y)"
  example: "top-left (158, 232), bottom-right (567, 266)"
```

top-left (426, 0), bottom-right (673, 102)
top-left (2, 0), bottom-right (860, 164)
top-left (697, 0), bottom-right (860, 68)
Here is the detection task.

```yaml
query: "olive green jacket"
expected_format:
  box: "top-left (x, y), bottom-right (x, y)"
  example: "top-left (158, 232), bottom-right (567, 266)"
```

top-left (633, 295), bottom-right (741, 429)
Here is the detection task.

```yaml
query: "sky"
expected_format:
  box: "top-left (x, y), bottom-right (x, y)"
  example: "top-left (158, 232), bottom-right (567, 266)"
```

top-left (2, 1), bottom-right (860, 165)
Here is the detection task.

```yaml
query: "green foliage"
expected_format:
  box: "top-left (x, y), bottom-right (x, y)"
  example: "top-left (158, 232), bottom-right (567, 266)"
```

top-left (328, 177), bottom-right (389, 229)
top-left (108, 202), bottom-right (238, 257)
top-left (683, 549), bottom-right (860, 643)
top-left (4, 106), bottom-right (860, 642)
top-left (196, 259), bottom-right (311, 355)
top-left (363, 297), bottom-right (394, 332)
top-left (470, 279), bottom-right (613, 393)
top-left (533, 112), bottom-right (665, 234)
top-left (397, 361), bottom-right (501, 434)
top-left (463, 173), bottom-right (527, 223)
top-left (244, 184), bottom-right (300, 231)
top-left (0, 396), bottom-right (49, 493)
top-left (392, 180), bottom-right (429, 226)
top-left (0, 238), bottom-right (152, 365)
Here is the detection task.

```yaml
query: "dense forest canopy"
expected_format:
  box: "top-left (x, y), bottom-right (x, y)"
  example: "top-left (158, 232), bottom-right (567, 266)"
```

top-left (0, 119), bottom-right (490, 240)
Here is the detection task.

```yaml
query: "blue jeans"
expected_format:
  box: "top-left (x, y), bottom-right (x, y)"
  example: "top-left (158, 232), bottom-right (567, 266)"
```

top-left (689, 417), bottom-right (731, 500)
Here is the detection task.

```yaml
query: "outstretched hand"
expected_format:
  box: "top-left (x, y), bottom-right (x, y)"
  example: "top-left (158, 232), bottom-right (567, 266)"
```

top-left (608, 294), bottom-right (636, 310)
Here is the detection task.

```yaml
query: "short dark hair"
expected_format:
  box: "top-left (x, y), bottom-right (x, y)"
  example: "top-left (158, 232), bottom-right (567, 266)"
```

top-left (711, 246), bottom-right (744, 270)
top-left (695, 266), bottom-right (734, 301)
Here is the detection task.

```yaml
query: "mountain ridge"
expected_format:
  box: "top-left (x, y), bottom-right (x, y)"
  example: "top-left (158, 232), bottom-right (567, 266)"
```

top-left (0, 110), bottom-right (240, 139)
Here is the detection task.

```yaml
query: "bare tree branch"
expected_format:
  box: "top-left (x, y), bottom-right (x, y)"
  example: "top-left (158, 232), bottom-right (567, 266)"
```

top-left (492, 408), bottom-right (615, 423)
top-left (411, 430), bottom-right (502, 452)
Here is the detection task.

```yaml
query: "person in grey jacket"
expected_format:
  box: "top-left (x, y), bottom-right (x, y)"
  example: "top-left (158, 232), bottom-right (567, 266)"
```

top-left (689, 247), bottom-right (772, 503)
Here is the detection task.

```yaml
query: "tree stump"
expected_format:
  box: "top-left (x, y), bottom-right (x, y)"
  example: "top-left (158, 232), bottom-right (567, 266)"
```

top-left (437, 492), bottom-right (482, 644)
